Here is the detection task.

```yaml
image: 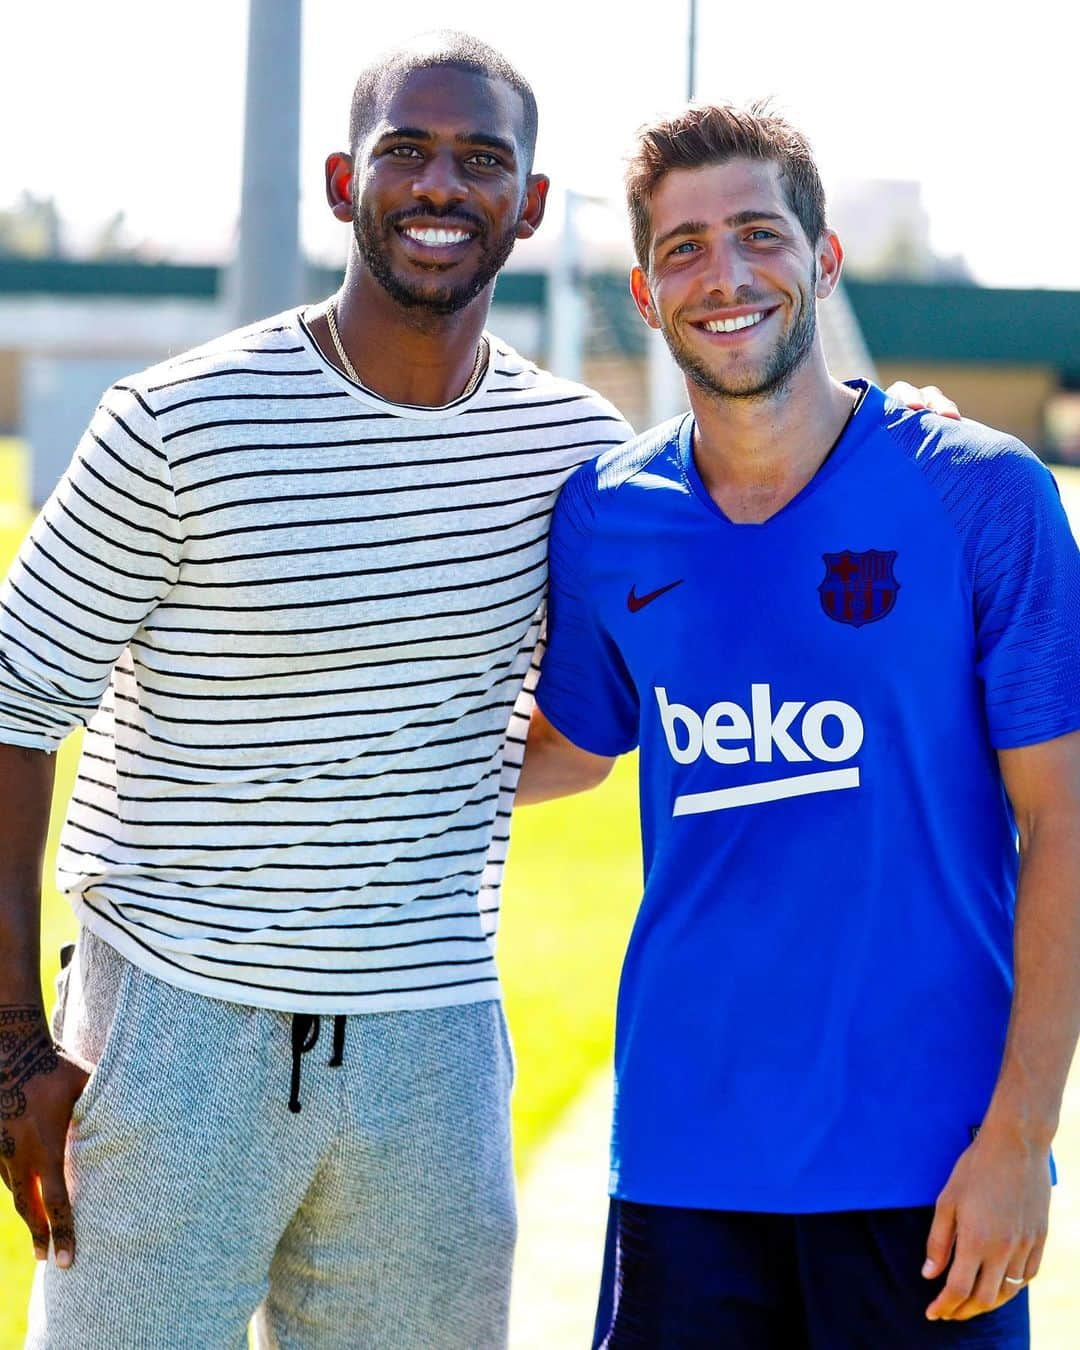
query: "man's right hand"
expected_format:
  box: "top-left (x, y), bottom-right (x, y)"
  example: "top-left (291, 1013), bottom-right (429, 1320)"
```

top-left (0, 1005), bottom-right (89, 1267)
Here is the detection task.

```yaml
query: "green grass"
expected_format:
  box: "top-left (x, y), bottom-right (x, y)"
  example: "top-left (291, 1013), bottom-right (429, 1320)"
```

top-left (1, 449), bottom-right (1078, 1346)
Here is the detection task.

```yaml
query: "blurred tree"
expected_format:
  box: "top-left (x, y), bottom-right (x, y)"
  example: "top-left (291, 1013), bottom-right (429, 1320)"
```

top-left (0, 192), bottom-right (63, 257)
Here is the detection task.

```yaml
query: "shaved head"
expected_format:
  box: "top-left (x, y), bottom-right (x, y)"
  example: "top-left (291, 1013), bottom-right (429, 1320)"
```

top-left (348, 31), bottom-right (538, 169)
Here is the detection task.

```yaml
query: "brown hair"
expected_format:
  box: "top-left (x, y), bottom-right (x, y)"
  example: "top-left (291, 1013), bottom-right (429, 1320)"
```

top-left (625, 102), bottom-right (826, 268)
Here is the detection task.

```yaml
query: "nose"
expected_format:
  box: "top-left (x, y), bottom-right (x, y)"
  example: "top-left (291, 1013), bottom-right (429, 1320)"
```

top-left (705, 236), bottom-right (755, 301)
top-left (411, 151), bottom-right (468, 211)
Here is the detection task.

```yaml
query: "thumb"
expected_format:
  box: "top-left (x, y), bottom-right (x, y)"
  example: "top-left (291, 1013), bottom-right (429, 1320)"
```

top-left (923, 1195), bottom-right (956, 1278)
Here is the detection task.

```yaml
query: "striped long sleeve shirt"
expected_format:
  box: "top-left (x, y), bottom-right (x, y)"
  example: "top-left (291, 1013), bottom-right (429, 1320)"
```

top-left (0, 310), bottom-right (632, 1012)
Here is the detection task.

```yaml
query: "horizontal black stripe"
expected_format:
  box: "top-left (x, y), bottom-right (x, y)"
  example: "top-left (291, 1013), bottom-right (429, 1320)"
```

top-left (168, 342), bottom-right (306, 369)
top-left (67, 836), bottom-right (496, 874)
top-left (102, 877), bottom-right (489, 918)
top-left (158, 389), bottom-right (354, 416)
top-left (176, 460), bottom-right (570, 526)
top-left (164, 409), bottom-right (404, 443)
top-left (131, 621), bottom-right (537, 692)
top-left (79, 900), bottom-right (499, 997)
top-left (178, 434), bottom-right (624, 499)
top-left (117, 905), bottom-right (492, 953)
top-left (147, 365), bottom-right (323, 393)
top-left (67, 863), bottom-right (480, 896)
top-left (160, 518), bottom-right (548, 583)
top-left (162, 390), bottom-right (598, 444)
top-left (132, 587), bottom-right (542, 655)
top-left (118, 657), bottom-right (511, 708)
top-left (170, 411), bottom-right (625, 470)
top-left (77, 745), bottom-right (500, 791)
top-left (150, 554), bottom-right (547, 622)
top-left (70, 764), bottom-right (502, 825)
top-left (115, 633), bottom-right (532, 722)
top-left (67, 804), bottom-right (495, 852)
top-left (108, 690), bottom-right (512, 751)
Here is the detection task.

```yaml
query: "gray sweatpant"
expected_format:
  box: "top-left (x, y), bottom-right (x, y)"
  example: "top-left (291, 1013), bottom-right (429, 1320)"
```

top-left (26, 929), bottom-right (517, 1349)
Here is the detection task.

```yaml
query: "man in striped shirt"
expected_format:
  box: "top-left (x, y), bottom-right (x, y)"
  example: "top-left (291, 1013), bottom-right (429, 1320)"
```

top-left (0, 29), bottom-right (954, 1350)
top-left (0, 31), bottom-right (631, 1350)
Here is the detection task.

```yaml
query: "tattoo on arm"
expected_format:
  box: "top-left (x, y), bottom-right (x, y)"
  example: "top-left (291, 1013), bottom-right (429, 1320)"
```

top-left (0, 1127), bottom-right (15, 1158)
top-left (0, 1006), bottom-right (59, 1121)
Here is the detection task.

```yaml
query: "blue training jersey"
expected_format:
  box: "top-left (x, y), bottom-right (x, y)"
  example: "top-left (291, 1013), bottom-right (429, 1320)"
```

top-left (536, 382), bottom-right (1080, 1213)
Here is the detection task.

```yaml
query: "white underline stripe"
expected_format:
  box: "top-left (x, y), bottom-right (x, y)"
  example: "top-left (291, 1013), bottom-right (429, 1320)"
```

top-left (673, 767), bottom-right (861, 816)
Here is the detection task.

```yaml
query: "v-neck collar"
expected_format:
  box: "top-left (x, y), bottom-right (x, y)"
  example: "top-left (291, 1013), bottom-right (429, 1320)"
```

top-left (677, 381), bottom-right (880, 528)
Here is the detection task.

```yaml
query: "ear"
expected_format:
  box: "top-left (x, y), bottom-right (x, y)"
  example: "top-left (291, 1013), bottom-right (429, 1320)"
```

top-left (630, 265), bottom-right (660, 330)
top-left (325, 152), bottom-right (355, 222)
top-left (515, 174), bottom-right (550, 240)
top-left (814, 230), bottom-right (844, 300)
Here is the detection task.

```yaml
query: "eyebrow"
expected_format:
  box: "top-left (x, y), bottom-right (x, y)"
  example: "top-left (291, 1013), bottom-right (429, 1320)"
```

top-left (374, 126), bottom-right (517, 160)
top-left (652, 209), bottom-right (789, 252)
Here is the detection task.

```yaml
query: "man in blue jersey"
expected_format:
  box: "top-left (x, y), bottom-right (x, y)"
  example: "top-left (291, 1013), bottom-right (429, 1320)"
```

top-left (519, 103), bottom-right (1080, 1347)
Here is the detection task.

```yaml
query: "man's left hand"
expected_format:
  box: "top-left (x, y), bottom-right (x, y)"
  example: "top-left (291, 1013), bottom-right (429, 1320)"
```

top-left (922, 1126), bottom-right (1051, 1320)
top-left (885, 382), bottom-right (961, 419)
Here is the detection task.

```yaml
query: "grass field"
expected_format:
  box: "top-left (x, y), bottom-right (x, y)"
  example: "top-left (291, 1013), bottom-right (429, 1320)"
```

top-left (0, 450), bottom-right (1078, 1346)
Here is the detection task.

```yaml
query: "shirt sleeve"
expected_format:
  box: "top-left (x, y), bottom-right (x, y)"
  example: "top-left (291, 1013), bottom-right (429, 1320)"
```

top-left (972, 449), bottom-right (1080, 749)
top-left (535, 463), bottom-right (640, 756)
top-left (0, 383), bottom-right (181, 751)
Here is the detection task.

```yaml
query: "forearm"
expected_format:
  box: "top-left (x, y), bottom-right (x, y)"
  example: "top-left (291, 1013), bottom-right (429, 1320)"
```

top-left (982, 812), bottom-right (1080, 1147)
top-left (515, 708), bottom-right (615, 806)
top-left (0, 743), bottom-right (57, 1007)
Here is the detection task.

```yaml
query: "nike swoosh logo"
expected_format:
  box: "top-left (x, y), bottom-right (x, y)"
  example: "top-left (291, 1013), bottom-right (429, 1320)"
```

top-left (627, 579), bottom-right (684, 613)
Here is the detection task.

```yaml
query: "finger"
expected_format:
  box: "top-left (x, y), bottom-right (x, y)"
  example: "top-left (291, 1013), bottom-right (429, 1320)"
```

top-left (926, 1248), bottom-right (980, 1321)
top-left (888, 382), bottom-right (927, 410)
top-left (923, 1198), bottom-right (956, 1279)
top-left (949, 1251), bottom-right (1011, 1320)
top-left (1023, 1234), bottom-right (1046, 1283)
top-left (10, 1171), bottom-right (51, 1260)
top-left (999, 1267), bottom-right (1029, 1304)
top-left (39, 1162), bottom-right (75, 1268)
top-left (919, 386), bottom-right (961, 419)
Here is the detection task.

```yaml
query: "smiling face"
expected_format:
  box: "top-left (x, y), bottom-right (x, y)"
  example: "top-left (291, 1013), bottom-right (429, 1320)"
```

top-left (631, 157), bottom-right (841, 401)
top-left (347, 65), bottom-right (547, 316)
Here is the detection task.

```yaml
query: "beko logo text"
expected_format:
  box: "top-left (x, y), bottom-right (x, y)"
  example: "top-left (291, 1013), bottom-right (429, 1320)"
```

top-left (655, 685), bottom-right (864, 815)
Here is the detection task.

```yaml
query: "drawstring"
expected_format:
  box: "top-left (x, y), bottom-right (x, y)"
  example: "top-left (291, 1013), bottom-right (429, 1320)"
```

top-left (329, 1014), bottom-right (346, 1067)
top-left (288, 1013), bottom-right (347, 1113)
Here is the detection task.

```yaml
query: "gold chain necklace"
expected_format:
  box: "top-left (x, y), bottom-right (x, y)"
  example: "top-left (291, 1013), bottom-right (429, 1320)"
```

top-left (325, 301), bottom-right (487, 401)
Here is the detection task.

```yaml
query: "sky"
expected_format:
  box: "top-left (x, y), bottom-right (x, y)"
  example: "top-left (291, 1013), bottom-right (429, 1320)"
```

top-left (3, 0), bottom-right (1077, 289)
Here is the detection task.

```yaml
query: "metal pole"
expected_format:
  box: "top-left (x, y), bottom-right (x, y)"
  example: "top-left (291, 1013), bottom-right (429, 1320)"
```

top-left (548, 190), bottom-right (588, 383)
top-left (229, 0), bottom-right (304, 327)
top-left (687, 0), bottom-right (698, 101)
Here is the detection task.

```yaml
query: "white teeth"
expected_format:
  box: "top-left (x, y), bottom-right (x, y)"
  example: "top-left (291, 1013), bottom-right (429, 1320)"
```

top-left (403, 227), bottom-right (471, 246)
top-left (703, 311), bottom-right (766, 333)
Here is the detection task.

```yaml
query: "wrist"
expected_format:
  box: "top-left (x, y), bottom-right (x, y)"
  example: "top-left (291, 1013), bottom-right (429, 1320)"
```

top-left (978, 1103), bottom-right (1057, 1154)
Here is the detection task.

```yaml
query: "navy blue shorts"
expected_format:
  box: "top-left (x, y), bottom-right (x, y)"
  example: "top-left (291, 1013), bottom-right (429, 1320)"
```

top-left (593, 1200), bottom-right (1029, 1348)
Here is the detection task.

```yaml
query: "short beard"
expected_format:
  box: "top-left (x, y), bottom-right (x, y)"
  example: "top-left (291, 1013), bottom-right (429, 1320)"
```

top-left (662, 277), bottom-right (818, 403)
top-left (352, 200), bottom-right (519, 318)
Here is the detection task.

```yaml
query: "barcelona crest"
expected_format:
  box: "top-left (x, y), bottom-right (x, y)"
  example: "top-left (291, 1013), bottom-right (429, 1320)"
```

top-left (819, 550), bottom-right (899, 628)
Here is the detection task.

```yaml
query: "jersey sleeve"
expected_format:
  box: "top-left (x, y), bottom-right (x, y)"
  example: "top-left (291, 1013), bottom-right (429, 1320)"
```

top-left (0, 383), bottom-right (181, 751)
top-left (535, 464), bottom-right (640, 756)
top-left (972, 450), bottom-right (1080, 749)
